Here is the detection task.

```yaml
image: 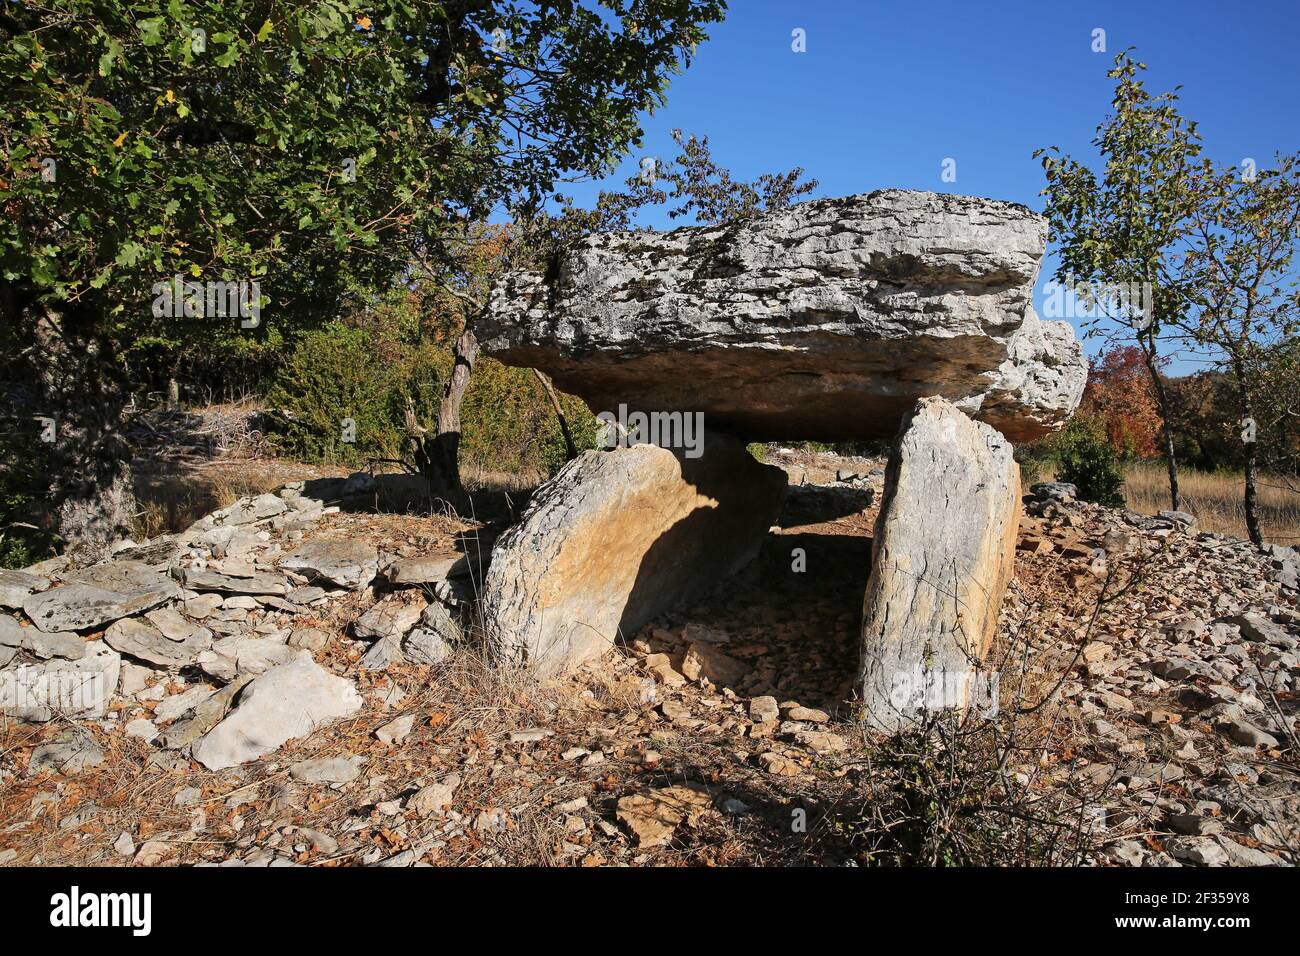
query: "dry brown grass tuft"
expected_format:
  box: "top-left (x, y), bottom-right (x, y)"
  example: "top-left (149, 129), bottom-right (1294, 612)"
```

top-left (1122, 464), bottom-right (1300, 545)
top-left (132, 469), bottom-right (289, 540)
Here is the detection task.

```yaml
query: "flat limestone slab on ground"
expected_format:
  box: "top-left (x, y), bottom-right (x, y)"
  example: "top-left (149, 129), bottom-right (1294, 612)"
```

top-left (482, 433), bottom-right (787, 674)
top-left (191, 655), bottom-right (362, 770)
top-left (858, 397), bottom-right (1020, 732)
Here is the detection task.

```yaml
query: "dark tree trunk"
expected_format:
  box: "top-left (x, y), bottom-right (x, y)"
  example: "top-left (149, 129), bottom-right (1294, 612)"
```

top-left (417, 326), bottom-right (478, 494)
top-left (30, 304), bottom-right (136, 563)
top-left (1243, 439), bottom-right (1263, 550)
top-left (1140, 329), bottom-right (1181, 511)
top-left (1232, 365), bottom-right (1264, 550)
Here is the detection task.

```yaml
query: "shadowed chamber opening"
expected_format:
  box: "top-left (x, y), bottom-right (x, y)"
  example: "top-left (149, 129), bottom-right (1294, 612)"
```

top-left (620, 480), bottom-right (877, 716)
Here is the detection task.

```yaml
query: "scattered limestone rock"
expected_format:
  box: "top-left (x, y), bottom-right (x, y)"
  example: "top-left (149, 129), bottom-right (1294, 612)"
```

top-left (198, 636), bottom-right (303, 682)
top-left (179, 567), bottom-right (287, 596)
top-left (183, 593), bottom-right (224, 619)
top-left (134, 840), bottom-right (172, 867)
top-left (288, 627), bottom-right (330, 652)
top-left (191, 656), bottom-right (363, 770)
top-left (290, 756), bottom-right (362, 786)
top-left (792, 730), bottom-right (848, 754)
top-left (375, 714), bottom-right (414, 745)
top-left (278, 538), bottom-right (379, 590)
top-left (385, 552), bottom-right (470, 586)
top-left (0, 569), bottom-right (49, 610)
top-left (0, 614), bottom-right (84, 660)
top-left (23, 566), bottom-right (179, 631)
top-left (404, 627), bottom-right (452, 665)
top-left (680, 641), bottom-right (747, 688)
top-left (125, 718), bottom-right (158, 742)
top-left (145, 606), bottom-right (213, 644)
top-left (215, 493), bottom-right (288, 526)
top-left (615, 784), bottom-right (713, 848)
top-left (749, 695), bottom-right (780, 724)
top-left (354, 594), bottom-right (427, 642)
top-left (153, 684), bottom-right (217, 724)
top-left (105, 616), bottom-right (210, 668)
top-left (0, 640), bottom-right (120, 721)
top-left (28, 733), bottom-right (106, 775)
top-left (408, 774), bottom-right (460, 816)
top-left (359, 636), bottom-right (404, 670)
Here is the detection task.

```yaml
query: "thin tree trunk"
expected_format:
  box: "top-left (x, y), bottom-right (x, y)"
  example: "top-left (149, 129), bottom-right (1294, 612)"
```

top-left (532, 368), bottom-right (578, 461)
top-left (1233, 365), bottom-right (1264, 550)
top-left (1140, 328), bottom-right (1181, 511)
top-left (1243, 438), bottom-right (1263, 549)
top-left (423, 326), bottom-right (478, 493)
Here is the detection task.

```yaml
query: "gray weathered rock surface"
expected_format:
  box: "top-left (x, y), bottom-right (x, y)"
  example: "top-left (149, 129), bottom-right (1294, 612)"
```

top-left (354, 595), bottom-right (427, 641)
top-left (0, 569), bottom-right (48, 609)
top-left (385, 552), bottom-right (471, 585)
top-left (0, 640), bottom-right (120, 721)
top-left (0, 614), bottom-right (84, 660)
top-left (482, 189), bottom-right (1085, 443)
top-left (482, 433), bottom-right (786, 674)
top-left (23, 561), bottom-right (180, 632)
top-left (192, 656), bottom-right (363, 770)
top-left (104, 616), bottom-right (210, 668)
top-left (178, 567), bottom-right (288, 596)
top-left (279, 539), bottom-right (379, 590)
top-left (858, 397), bottom-right (1021, 731)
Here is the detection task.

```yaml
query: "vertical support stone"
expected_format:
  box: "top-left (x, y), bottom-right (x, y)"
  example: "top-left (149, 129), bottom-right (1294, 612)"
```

top-left (858, 397), bottom-right (1020, 732)
top-left (482, 432), bottom-right (786, 675)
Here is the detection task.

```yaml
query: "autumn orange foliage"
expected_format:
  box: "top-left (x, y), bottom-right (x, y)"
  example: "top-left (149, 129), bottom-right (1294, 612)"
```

top-left (1078, 346), bottom-right (1164, 459)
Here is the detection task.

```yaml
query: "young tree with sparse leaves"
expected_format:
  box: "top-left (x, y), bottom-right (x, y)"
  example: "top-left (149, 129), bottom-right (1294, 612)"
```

top-left (1036, 50), bottom-right (1203, 512)
top-left (1176, 154), bottom-right (1300, 548)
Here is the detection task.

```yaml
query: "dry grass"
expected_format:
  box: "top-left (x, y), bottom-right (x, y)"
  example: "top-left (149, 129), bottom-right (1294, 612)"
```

top-left (1122, 463), bottom-right (1300, 545)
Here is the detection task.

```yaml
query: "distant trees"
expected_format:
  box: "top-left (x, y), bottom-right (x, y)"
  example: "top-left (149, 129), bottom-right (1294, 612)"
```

top-left (1077, 345), bottom-right (1164, 460)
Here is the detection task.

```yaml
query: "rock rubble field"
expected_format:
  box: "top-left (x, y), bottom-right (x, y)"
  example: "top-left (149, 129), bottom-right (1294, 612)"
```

top-left (0, 452), bottom-right (1295, 867)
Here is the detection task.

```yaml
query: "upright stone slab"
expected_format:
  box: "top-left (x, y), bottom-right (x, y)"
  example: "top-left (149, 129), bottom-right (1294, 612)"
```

top-left (858, 397), bottom-right (1020, 732)
top-left (482, 433), bottom-right (786, 674)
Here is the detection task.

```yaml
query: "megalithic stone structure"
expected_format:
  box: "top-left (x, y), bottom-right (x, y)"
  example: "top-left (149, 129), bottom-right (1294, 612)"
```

top-left (478, 189), bottom-right (1079, 683)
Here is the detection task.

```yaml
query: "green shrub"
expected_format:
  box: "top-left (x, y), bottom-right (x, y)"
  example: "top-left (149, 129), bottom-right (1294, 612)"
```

top-left (1053, 419), bottom-right (1127, 508)
top-left (266, 323), bottom-right (598, 479)
top-left (458, 359), bottom-right (598, 477)
top-left (265, 322), bottom-right (407, 465)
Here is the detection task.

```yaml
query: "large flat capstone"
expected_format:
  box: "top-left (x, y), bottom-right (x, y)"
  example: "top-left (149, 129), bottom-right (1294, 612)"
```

top-left (481, 433), bottom-right (786, 674)
top-left (858, 397), bottom-right (1021, 732)
top-left (481, 189), bottom-right (1086, 443)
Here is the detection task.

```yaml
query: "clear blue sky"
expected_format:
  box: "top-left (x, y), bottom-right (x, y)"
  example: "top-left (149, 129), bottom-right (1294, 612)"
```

top-left (562, 0), bottom-right (1300, 370)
